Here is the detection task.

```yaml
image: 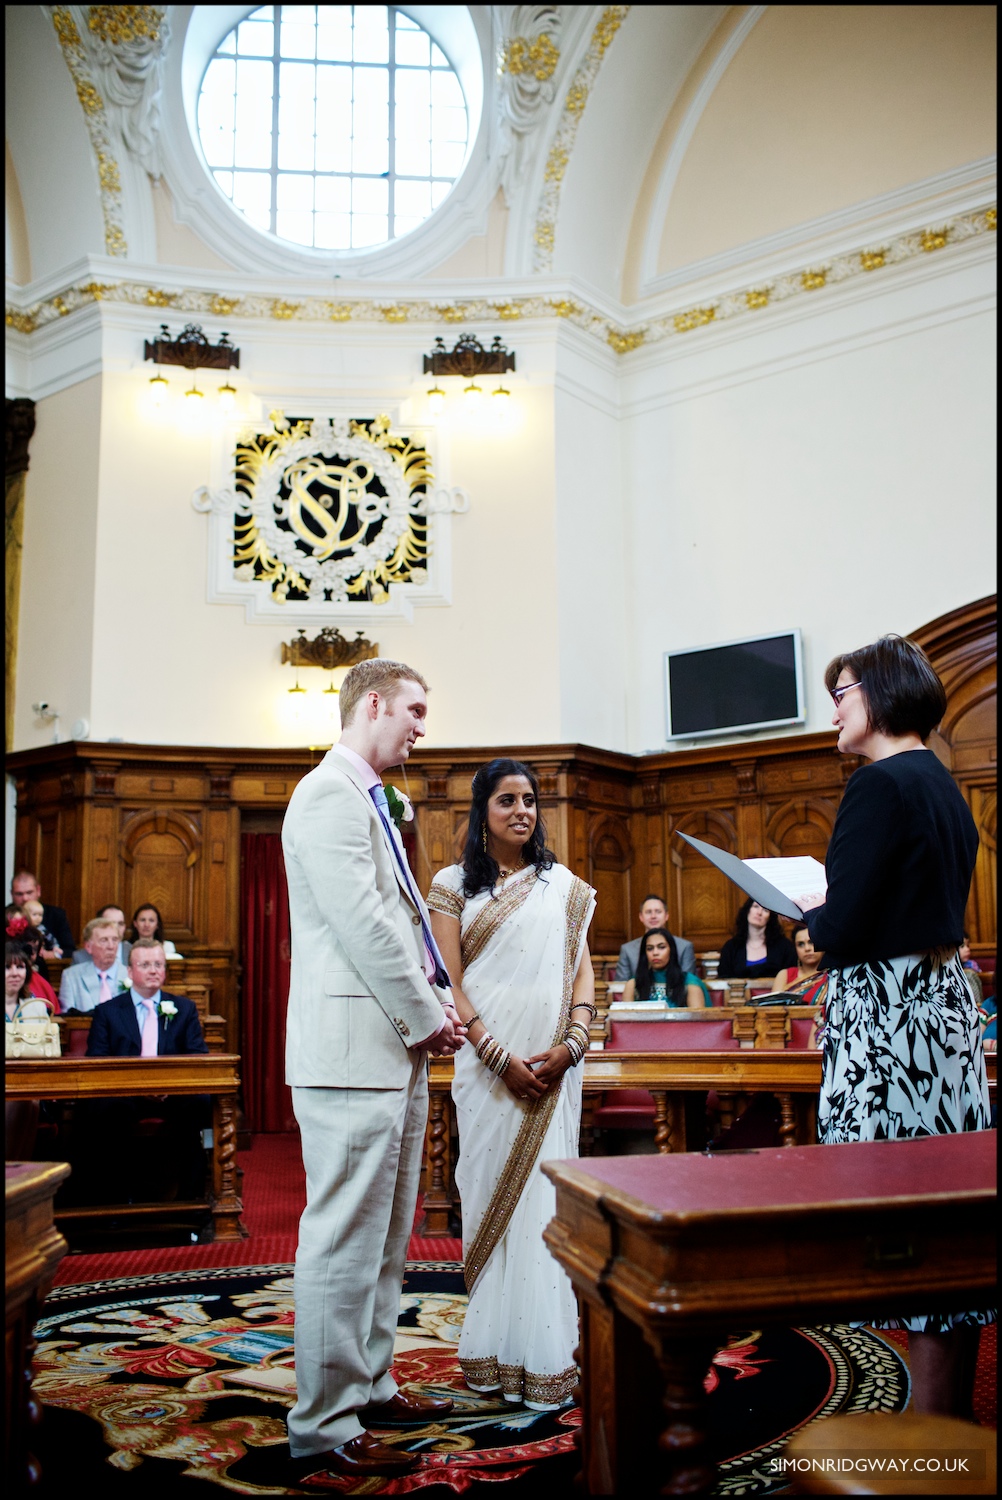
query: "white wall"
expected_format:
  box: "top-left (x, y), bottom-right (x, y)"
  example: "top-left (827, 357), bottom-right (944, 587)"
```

top-left (15, 375), bottom-right (102, 750)
top-left (621, 251), bottom-right (997, 753)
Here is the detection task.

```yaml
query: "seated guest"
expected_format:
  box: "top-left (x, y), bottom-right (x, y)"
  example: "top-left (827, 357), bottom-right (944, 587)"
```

top-left (717, 899), bottom-right (797, 980)
top-left (19, 898), bottom-right (64, 961)
top-left (10, 868), bottom-right (74, 962)
top-left (86, 939), bottom-right (207, 1057)
top-left (621, 928), bottom-right (707, 1008)
top-left (71, 904), bottom-right (131, 967)
top-left (128, 903), bottom-right (183, 959)
top-left (768, 922), bottom-right (827, 1005)
top-left (959, 934), bottom-right (981, 972)
top-left (59, 918), bottom-right (129, 1012)
top-left (615, 894), bottom-right (695, 980)
top-left (6, 939), bottom-right (52, 1023)
top-left (84, 939), bottom-right (208, 1205)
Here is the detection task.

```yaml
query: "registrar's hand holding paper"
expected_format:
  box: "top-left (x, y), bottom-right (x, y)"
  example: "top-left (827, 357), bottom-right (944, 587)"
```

top-left (675, 834), bottom-right (826, 922)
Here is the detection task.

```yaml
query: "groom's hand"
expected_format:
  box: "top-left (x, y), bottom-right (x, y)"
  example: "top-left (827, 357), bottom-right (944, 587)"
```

top-left (414, 1011), bottom-right (465, 1055)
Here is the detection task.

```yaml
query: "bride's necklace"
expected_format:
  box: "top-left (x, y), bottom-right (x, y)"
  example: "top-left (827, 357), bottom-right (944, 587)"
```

top-left (495, 852), bottom-right (526, 880)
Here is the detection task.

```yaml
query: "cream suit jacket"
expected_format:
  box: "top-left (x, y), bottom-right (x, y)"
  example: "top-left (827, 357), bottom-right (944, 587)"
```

top-left (283, 749), bottom-right (447, 1088)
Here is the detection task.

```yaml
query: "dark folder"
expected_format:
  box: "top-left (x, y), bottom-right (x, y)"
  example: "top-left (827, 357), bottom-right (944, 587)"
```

top-left (675, 831), bottom-right (807, 922)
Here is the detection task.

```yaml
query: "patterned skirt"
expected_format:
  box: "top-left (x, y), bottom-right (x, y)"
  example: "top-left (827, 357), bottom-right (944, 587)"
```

top-left (819, 949), bottom-right (994, 1332)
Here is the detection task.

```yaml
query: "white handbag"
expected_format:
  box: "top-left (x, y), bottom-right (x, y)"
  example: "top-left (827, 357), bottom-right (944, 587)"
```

top-left (5, 998), bottom-right (62, 1058)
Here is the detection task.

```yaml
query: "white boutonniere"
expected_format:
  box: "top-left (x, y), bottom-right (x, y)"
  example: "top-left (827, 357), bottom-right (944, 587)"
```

top-left (158, 998), bottom-right (178, 1027)
top-left (384, 785), bottom-right (414, 830)
top-left (118, 974), bottom-right (132, 992)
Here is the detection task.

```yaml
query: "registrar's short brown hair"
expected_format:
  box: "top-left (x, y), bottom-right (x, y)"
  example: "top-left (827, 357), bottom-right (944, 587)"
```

top-left (338, 659), bottom-right (429, 727)
top-left (824, 635), bottom-right (946, 740)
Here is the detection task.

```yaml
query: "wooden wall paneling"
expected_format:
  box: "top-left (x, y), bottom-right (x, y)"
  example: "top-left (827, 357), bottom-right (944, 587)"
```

top-left (912, 594), bottom-right (997, 959)
top-left (588, 814), bottom-right (633, 954)
top-left (119, 807), bottom-right (203, 939)
top-left (667, 807), bottom-right (740, 953)
top-left (763, 797), bottom-right (838, 859)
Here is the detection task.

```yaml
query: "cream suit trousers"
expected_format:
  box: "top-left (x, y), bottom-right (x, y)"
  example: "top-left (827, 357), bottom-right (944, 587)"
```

top-left (287, 1054), bottom-right (429, 1455)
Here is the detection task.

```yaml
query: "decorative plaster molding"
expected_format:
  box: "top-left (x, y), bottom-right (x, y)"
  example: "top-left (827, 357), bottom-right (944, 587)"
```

top-left (73, 3), bottom-right (171, 178)
top-left (196, 413), bottom-right (467, 625)
top-left (531, 5), bottom-right (631, 272)
top-left (6, 203), bottom-right (995, 361)
top-left (47, 6), bottom-right (150, 257)
top-left (495, 5), bottom-right (564, 206)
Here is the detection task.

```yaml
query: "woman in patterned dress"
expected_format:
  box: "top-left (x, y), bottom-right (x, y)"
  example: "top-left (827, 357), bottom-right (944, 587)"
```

top-left (428, 759), bottom-right (596, 1410)
top-left (798, 635), bottom-right (992, 1417)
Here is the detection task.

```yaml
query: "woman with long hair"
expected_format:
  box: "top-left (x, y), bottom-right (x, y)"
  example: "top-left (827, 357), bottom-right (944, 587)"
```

top-left (798, 635), bottom-right (991, 1417)
top-left (622, 928), bottom-right (706, 1007)
top-left (128, 903), bottom-right (182, 958)
top-left (769, 922), bottom-right (827, 1005)
top-left (6, 939), bottom-right (51, 1022)
top-left (428, 758), bottom-right (596, 1410)
top-left (717, 898), bottom-right (797, 979)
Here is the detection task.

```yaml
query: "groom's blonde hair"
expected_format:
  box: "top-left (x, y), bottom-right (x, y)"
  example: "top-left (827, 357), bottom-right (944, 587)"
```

top-left (339, 659), bottom-right (429, 727)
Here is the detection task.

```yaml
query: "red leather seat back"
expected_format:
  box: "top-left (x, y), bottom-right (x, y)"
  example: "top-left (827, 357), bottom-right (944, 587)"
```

top-left (788, 1016), bottom-right (819, 1050)
top-left (608, 1019), bottom-right (740, 1051)
top-left (67, 1027), bottom-right (89, 1057)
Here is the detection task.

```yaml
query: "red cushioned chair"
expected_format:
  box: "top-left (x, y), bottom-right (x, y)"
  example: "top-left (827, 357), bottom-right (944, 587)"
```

top-left (593, 1018), bottom-right (740, 1130)
top-left (788, 1014), bottom-right (819, 1050)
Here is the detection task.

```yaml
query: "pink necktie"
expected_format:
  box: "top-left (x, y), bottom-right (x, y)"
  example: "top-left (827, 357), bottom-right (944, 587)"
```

top-left (98, 971), bottom-right (112, 1003)
top-left (140, 998), bottom-right (159, 1057)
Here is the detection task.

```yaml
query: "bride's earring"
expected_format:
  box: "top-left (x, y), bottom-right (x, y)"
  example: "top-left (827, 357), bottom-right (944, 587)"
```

top-left (481, 823), bottom-right (488, 851)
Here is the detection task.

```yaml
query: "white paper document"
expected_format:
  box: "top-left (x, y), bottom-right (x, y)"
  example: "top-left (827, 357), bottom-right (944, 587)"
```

top-left (742, 857), bottom-right (828, 907)
top-left (675, 833), bottom-right (824, 922)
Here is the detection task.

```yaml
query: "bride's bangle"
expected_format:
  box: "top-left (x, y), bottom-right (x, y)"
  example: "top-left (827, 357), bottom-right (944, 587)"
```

top-left (475, 1030), bottom-right (511, 1077)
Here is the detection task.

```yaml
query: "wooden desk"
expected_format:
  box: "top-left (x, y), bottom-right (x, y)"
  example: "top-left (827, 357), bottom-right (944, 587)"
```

top-left (4, 1056), bottom-right (244, 1241)
top-left (422, 1049), bottom-right (828, 1233)
top-left (542, 1131), bottom-right (997, 1497)
top-left (6, 1162), bottom-right (70, 1488)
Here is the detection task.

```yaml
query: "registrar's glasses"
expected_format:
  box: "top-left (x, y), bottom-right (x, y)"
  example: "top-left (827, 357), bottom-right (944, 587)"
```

top-left (831, 680), bottom-right (863, 706)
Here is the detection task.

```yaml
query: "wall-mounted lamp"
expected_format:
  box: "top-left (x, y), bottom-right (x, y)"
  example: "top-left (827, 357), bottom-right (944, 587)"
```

top-left (281, 626), bottom-right (379, 672)
top-left (422, 333), bottom-right (515, 410)
top-left (145, 323), bottom-right (240, 410)
top-left (185, 380), bottom-right (204, 402)
top-left (493, 382), bottom-right (510, 400)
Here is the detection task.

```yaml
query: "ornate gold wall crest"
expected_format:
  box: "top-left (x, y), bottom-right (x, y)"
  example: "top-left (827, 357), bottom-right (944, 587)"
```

top-left (230, 414), bottom-right (432, 607)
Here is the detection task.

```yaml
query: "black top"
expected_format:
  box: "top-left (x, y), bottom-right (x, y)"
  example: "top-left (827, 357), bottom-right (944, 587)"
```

top-left (42, 902), bottom-right (74, 957)
top-left (717, 936), bottom-right (797, 979)
top-left (806, 749), bottom-right (978, 968)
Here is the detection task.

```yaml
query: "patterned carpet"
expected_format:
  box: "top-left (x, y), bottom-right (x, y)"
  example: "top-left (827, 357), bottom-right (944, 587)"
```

top-left (32, 1259), bottom-right (922, 1497)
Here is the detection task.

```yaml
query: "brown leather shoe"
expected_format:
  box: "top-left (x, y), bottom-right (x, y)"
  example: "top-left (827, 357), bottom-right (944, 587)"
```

top-left (359, 1389), bottom-right (455, 1423)
top-left (295, 1432), bottom-right (420, 1479)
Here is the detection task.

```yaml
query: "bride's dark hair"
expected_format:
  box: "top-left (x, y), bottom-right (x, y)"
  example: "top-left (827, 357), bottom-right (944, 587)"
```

top-left (461, 758), bottom-right (555, 898)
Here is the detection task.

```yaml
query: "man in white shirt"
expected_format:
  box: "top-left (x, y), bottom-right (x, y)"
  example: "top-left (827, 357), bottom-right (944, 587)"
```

top-left (59, 918), bottom-right (129, 1012)
top-left (283, 659), bottom-right (465, 1482)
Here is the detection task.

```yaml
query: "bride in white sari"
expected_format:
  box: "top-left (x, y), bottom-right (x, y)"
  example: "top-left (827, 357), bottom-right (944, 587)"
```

top-left (429, 759), bottom-right (596, 1410)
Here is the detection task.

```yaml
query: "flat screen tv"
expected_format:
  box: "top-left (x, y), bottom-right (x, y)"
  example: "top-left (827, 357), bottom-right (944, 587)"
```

top-left (664, 629), bottom-right (805, 741)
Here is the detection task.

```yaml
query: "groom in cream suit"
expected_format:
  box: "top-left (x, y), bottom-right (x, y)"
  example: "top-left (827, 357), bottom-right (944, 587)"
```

top-left (283, 659), bottom-right (465, 1481)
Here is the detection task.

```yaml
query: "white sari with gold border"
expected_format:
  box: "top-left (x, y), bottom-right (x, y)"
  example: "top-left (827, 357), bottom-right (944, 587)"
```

top-left (428, 861), bottom-right (595, 1409)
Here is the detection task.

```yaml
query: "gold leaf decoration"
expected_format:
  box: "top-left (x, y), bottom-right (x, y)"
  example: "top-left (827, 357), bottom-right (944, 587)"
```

top-left (549, 300), bottom-right (580, 318)
top-left (607, 329), bottom-right (645, 354)
top-left (493, 304), bottom-right (522, 320)
top-left (435, 305), bottom-right (467, 323)
top-left (75, 80), bottom-right (104, 114)
top-left (87, 6), bottom-right (163, 45)
top-left (801, 269), bottom-right (827, 290)
top-left (593, 6), bottom-right (628, 54)
top-left (921, 228), bottom-right (949, 252)
top-left (271, 300), bottom-right (301, 320)
top-left (860, 250), bottom-right (886, 271)
top-left (326, 303), bottom-right (353, 321)
top-left (210, 295), bottom-right (242, 316)
top-left (534, 222), bottom-right (555, 252)
top-left (544, 146), bottom-right (569, 183)
top-left (6, 311), bottom-right (38, 334)
top-left (97, 154), bottom-right (121, 193)
top-left (381, 305), bottom-right (408, 322)
top-left (673, 306), bottom-right (717, 333)
top-left (745, 289), bottom-right (770, 309)
top-left (104, 225), bottom-right (127, 255)
top-left (503, 34), bottom-right (559, 82)
top-left (985, 208), bottom-right (996, 231)
top-left (145, 288), bottom-right (176, 307)
top-left (564, 83), bottom-right (587, 114)
top-left (231, 415), bottom-right (433, 606)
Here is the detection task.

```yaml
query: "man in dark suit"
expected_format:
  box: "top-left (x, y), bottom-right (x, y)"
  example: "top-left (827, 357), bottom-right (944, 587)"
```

top-left (87, 939), bottom-right (206, 1056)
top-left (85, 938), bottom-right (208, 1204)
top-left (11, 869), bottom-right (74, 960)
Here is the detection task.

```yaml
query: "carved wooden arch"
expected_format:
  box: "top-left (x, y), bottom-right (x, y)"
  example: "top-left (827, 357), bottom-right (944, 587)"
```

top-left (764, 797), bottom-right (837, 858)
top-left (668, 808), bottom-right (738, 947)
top-left (910, 594), bottom-right (996, 751)
top-left (588, 814), bottom-right (634, 872)
top-left (119, 808), bottom-right (203, 939)
top-left (669, 808), bottom-right (738, 865)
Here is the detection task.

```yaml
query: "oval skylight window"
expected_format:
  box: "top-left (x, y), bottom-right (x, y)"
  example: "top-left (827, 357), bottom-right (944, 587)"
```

top-left (198, 5), bottom-right (469, 250)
